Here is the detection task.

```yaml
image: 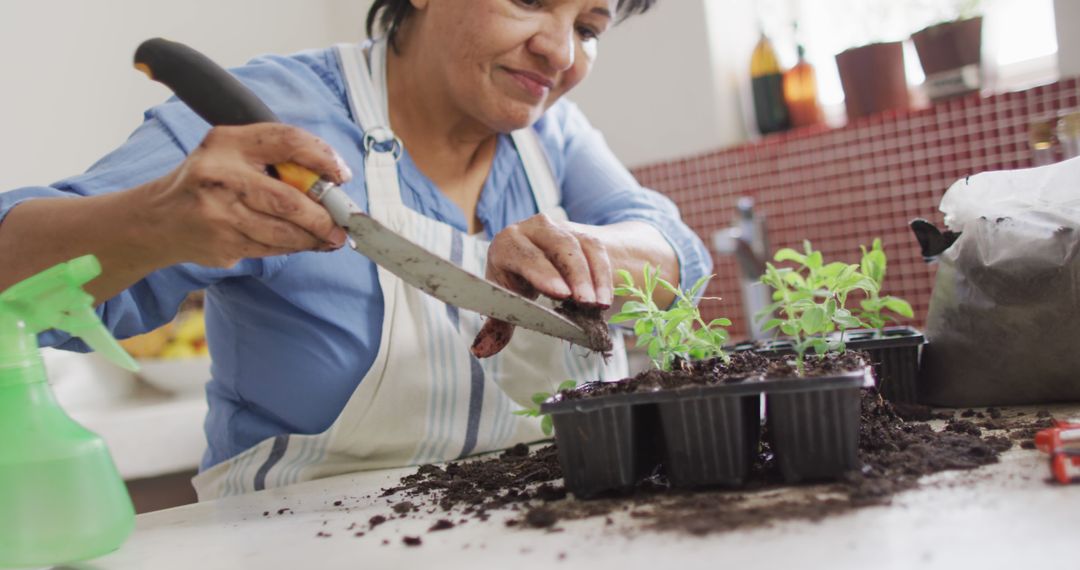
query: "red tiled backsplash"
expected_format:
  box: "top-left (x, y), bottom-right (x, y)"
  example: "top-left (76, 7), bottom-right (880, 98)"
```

top-left (633, 77), bottom-right (1080, 340)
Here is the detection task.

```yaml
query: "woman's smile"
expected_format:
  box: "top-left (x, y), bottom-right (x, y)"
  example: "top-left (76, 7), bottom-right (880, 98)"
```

top-left (500, 66), bottom-right (555, 102)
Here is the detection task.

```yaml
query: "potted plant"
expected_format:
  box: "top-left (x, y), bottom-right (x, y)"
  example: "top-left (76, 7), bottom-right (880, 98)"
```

top-left (910, 0), bottom-right (984, 101)
top-left (748, 239), bottom-right (926, 404)
top-left (533, 265), bottom-right (873, 498)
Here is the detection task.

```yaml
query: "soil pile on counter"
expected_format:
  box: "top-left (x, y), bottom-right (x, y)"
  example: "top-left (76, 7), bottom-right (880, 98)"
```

top-left (369, 390), bottom-right (1049, 537)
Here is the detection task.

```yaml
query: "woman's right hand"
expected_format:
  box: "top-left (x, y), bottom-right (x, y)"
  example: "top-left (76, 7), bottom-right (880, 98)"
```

top-left (138, 123), bottom-right (351, 268)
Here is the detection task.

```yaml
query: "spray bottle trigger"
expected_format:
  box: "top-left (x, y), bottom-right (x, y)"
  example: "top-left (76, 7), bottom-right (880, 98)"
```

top-left (69, 316), bottom-right (139, 372)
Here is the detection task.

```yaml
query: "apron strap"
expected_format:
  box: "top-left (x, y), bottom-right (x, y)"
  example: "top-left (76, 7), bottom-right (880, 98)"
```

top-left (335, 40), bottom-right (403, 215)
top-left (510, 129), bottom-right (564, 220)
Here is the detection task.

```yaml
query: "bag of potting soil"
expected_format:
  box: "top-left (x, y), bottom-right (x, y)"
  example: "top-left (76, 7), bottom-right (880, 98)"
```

top-left (920, 156), bottom-right (1080, 406)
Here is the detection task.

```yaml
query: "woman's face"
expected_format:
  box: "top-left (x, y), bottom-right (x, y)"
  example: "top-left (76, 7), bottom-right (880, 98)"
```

top-left (406, 0), bottom-right (616, 132)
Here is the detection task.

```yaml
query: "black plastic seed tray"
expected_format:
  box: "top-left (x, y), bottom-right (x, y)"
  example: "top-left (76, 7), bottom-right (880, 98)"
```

top-left (541, 366), bottom-right (873, 498)
top-left (734, 327), bottom-right (926, 404)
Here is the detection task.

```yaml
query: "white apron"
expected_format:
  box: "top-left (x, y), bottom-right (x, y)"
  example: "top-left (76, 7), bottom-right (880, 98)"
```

top-left (193, 40), bottom-right (627, 500)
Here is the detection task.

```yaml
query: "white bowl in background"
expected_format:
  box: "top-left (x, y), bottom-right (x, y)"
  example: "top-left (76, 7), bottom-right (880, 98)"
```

top-left (44, 349), bottom-right (138, 411)
top-left (135, 357), bottom-right (212, 395)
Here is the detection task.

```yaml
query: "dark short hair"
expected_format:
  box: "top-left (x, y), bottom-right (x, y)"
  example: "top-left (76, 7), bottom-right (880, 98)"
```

top-left (366, 0), bottom-right (657, 52)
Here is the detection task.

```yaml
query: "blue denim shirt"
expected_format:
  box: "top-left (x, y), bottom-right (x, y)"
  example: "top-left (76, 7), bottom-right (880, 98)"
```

top-left (0, 47), bottom-right (711, 470)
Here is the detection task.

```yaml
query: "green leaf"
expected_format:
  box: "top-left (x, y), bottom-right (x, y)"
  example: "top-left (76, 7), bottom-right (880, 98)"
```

top-left (819, 262), bottom-right (848, 280)
top-left (800, 306), bottom-right (828, 334)
top-left (634, 319), bottom-right (653, 337)
top-left (860, 298), bottom-right (885, 312)
top-left (805, 251), bottom-right (823, 270)
top-left (861, 249), bottom-right (887, 285)
top-left (780, 321), bottom-right (800, 336)
top-left (613, 287), bottom-right (635, 297)
top-left (762, 318), bottom-right (783, 331)
top-left (541, 414), bottom-right (554, 437)
top-left (663, 314), bottom-right (691, 338)
top-left (708, 318), bottom-right (732, 328)
top-left (609, 311), bottom-right (644, 324)
top-left (531, 392), bottom-right (551, 406)
top-left (616, 268), bottom-right (634, 287)
top-left (809, 338), bottom-right (830, 355)
top-left (774, 248), bottom-right (806, 264)
top-left (558, 380), bottom-right (579, 391)
top-left (883, 297), bottom-right (914, 318)
top-left (513, 409), bottom-right (537, 417)
top-left (833, 312), bottom-right (863, 329)
top-left (782, 271), bottom-right (807, 289)
top-left (647, 338), bottom-right (663, 359)
top-left (622, 301), bottom-right (648, 314)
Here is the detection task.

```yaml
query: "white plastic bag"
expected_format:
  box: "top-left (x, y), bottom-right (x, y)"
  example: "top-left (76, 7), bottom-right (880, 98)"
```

top-left (921, 156), bottom-right (1080, 406)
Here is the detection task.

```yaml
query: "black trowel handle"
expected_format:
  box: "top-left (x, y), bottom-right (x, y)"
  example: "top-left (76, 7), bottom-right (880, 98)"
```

top-left (133, 37), bottom-right (325, 196)
top-left (134, 37), bottom-right (279, 126)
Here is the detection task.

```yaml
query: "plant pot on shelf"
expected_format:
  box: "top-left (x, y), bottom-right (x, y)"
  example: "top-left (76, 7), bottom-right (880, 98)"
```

top-left (911, 16), bottom-right (982, 102)
top-left (541, 354), bottom-right (873, 497)
top-left (835, 41), bottom-right (910, 121)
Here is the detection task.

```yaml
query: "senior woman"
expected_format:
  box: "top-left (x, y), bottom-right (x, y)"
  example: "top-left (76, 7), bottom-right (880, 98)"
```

top-left (0, 0), bottom-right (710, 499)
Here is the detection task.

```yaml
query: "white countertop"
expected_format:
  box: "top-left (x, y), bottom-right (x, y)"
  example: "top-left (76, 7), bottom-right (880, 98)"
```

top-left (77, 403), bottom-right (1080, 570)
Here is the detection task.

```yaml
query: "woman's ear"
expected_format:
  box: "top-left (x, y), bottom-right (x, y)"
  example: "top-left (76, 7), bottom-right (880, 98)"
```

top-left (410, 0), bottom-right (429, 10)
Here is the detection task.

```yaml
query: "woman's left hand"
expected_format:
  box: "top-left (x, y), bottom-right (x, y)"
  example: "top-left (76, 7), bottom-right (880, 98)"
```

top-left (471, 213), bottom-right (613, 357)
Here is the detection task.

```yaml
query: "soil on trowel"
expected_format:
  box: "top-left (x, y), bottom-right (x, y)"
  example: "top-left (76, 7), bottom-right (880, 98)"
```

top-left (554, 300), bottom-right (613, 354)
top-left (364, 390), bottom-right (1044, 539)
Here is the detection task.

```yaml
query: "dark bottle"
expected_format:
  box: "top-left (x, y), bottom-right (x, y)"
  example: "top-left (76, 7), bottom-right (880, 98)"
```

top-left (751, 32), bottom-right (791, 135)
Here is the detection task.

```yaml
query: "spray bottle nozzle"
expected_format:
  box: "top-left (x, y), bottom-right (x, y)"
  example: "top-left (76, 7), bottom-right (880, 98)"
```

top-left (0, 255), bottom-right (137, 373)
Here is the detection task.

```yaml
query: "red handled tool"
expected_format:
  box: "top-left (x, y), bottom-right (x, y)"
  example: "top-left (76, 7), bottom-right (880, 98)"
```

top-left (1034, 418), bottom-right (1080, 484)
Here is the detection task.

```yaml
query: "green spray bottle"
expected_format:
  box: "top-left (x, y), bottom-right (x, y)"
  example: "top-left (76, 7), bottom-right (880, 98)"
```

top-left (0, 255), bottom-right (138, 568)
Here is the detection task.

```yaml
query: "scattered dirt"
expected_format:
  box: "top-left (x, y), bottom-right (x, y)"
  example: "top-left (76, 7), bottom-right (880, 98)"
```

top-left (891, 401), bottom-right (953, 421)
top-left (362, 391), bottom-right (1046, 538)
top-left (554, 300), bottom-right (613, 354)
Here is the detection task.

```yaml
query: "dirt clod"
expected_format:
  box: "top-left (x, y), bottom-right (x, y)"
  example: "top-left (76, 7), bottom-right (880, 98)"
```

top-left (403, 536), bottom-right (422, 547)
top-left (429, 519), bottom-right (455, 532)
top-left (554, 300), bottom-right (613, 354)
top-left (524, 507), bottom-right (558, 528)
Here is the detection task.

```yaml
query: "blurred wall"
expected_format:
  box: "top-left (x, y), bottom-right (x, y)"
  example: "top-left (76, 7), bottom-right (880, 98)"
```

top-left (570, 0), bottom-right (752, 168)
top-left (0, 0), bottom-right (372, 192)
top-left (1056, 0), bottom-right (1080, 77)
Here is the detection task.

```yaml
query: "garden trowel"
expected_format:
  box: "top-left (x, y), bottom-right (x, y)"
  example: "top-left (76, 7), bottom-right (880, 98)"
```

top-left (132, 38), bottom-right (604, 352)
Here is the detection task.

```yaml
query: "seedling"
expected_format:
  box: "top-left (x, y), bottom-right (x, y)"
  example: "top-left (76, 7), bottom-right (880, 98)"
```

top-left (610, 265), bottom-right (731, 371)
top-left (856, 238), bottom-right (914, 329)
top-left (758, 240), bottom-right (878, 375)
top-left (514, 380), bottom-right (579, 436)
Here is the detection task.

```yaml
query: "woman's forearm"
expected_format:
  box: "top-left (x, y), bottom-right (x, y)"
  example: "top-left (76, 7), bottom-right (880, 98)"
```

top-left (0, 185), bottom-right (167, 303)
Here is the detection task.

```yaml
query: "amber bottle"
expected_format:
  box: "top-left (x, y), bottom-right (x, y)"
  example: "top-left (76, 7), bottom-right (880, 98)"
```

top-left (783, 44), bottom-right (825, 128)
